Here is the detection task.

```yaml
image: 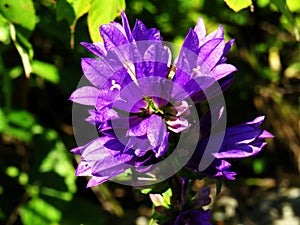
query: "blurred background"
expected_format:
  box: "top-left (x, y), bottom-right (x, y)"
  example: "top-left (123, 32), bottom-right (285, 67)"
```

top-left (0, 0), bottom-right (299, 224)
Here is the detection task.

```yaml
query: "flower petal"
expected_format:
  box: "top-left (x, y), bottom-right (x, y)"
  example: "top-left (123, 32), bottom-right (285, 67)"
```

top-left (80, 42), bottom-right (106, 58)
top-left (194, 17), bottom-right (206, 40)
top-left (127, 116), bottom-right (152, 137)
top-left (81, 58), bottom-right (114, 88)
top-left (198, 38), bottom-right (225, 72)
top-left (147, 114), bottom-right (167, 147)
top-left (211, 63), bottom-right (237, 80)
top-left (121, 10), bottom-right (132, 42)
top-left (100, 22), bottom-right (128, 51)
top-left (143, 44), bottom-right (169, 77)
top-left (69, 86), bottom-right (100, 105)
top-left (86, 176), bottom-right (109, 187)
top-left (132, 20), bottom-right (161, 41)
top-left (213, 141), bottom-right (267, 159)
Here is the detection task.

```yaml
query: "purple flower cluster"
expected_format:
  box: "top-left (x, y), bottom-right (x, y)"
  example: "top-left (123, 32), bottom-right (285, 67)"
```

top-left (70, 11), bottom-right (273, 189)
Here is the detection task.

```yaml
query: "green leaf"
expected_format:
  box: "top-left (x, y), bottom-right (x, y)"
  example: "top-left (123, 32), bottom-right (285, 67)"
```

top-left (87, 0), bottom-right (125, 42)
top-left (284, 61), bottom-right (300, 79)
top-left (7, 110), bottom-right (35, 129)
top-left (224, 0), bottom-right (252, 12)
top-left (9, 23), bottom-right (33, 77)
top-left (8, 66), bottom-right (23, 79)
top-left (0, 110), bottom-right (35, 142)
top-left (64, 0), bottom-right (92, 47)
top-left (253, 159), bottom-right (265, 174)
top-left (56, 0), bottom-right (75, 25)
top-left (271, 0), bottom-right (300, 40)
top-left (20, 197), bottom-right (61, 225)
top-left (140, 180), bottom-right (170, 194)
top-left (6, 166), bottom-right (19, 178)
top-left (257, 0), bottom-right (270, 8)
top-left (0, 108), bottom-right (7, 131)
top-left (31, 60), bottom-right (60, 83)
top-left (67, 0), bottom-right (92, 23)
top-left (0, 0), bottom-right (37, 31)
top-left (39, 130), bottom-right (76, 193)
top-left (287, 0), bottom-right (300, 12)
top-left (0, 14), bottom-right (10, 44)
top-left (40, 186), bottom-right (73, 201)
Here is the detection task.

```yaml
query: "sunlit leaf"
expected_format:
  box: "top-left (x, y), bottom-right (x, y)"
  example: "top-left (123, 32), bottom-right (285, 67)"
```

top-left (0, 14), bottom-right (9, 44)
top-left (7, 110), bottom-right (35, 129)
top-left (67, 0), bottom-right (92, 23)
top-left (287, 0), bottom-right (300, 12)
top-left (0, 0), bottom-right (37, 31)
top-left (31, 60), bottom-right (60, 83)
top-left (19, 172), bottom-right (29, 185)
top-left (64, 0), bottom-right (92, 47)
top-left (41, 186), bottom-right (73, 201)
top-left (9, 23), bottom-right (33, 77)
top-left (6, 166), bottom-right (19, 178)
top-left (2, 127), bottom-right (32, 141)
top-left (224, 0), bottom-right (252, 12)
top-left (257, 0), bottom-right (270, 8)
top-left (8, 66), bottom-right (23, 79)
top-left (0, 110), bottom-right (35, 142)
top-left (284, 61), bottom-right (300, 79)
top-left (87, 0), bottom-right (125, 42)
top-left (20, 197), bottom-right (61, 225)
top-left (271, 0), bottom-right (300, 40)
top-left (0, 108), bottom-right (7, 131)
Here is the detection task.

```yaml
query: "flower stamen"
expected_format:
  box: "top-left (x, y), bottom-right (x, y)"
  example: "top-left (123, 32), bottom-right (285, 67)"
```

top-left (110, 79), bottom-right (121, 91)
top-left (191, 66), bottom-right (201, 78)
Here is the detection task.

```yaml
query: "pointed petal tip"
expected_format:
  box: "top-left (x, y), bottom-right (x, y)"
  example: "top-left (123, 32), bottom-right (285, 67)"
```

top-left (121, 9), bottom-right (126, 17)
top-left (86, 176), bottom-right (108, 187)
top-left (70, 147), bottom-right (80, 154)
top-left (260, 130), bottom-right (275, 139)
top-left (229, 39), bottom-right (235, 44)
top-left (246, 116), bottom-right (265, 126)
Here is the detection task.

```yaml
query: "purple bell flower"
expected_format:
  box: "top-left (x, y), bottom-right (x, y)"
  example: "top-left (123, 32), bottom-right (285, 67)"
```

top-left (69, 11), bottom-right (272, 187)
top-left (186, 115), bottom-right (274, 179)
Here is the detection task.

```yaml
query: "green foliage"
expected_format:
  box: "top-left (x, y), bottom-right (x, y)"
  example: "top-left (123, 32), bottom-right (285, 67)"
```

top-left (31, 60), bottom-right (60, 83)
top-left (0, 0), bottom-right (37, 31)
top-left (271, 0), bottom-right (300, 40)
top-left (0, 14), bottom-right (10, 44)
top-left (88, 0), bottom-right (125, 42)
top-left (224, 0), bottom-right (253, 12)
top-left (0, 109), bottom-right (35, 141)
top-left (0, 0), bottom-right (36, 77)
top-left (20, 197), bottom-right (62, 225)
top-left (140, 180), bottom-right (171, 194)
top-left (0, 109), bottom-right (77, 224)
